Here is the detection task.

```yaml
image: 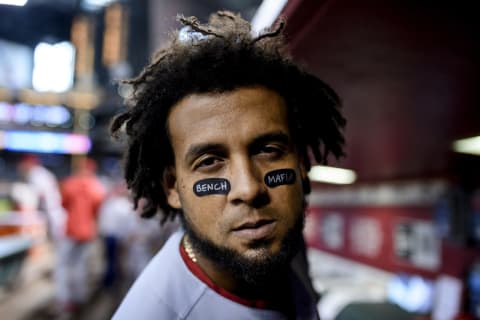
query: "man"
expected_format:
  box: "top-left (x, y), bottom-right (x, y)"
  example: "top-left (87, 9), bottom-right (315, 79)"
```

top-left (111, 11), bottom-right (345, 320)
top-left (58, 157), bottom-right (106, 312)
top-left (17, 154), bottom-right (65, 240)
top-left (17, 154), bottom-right (68, 315)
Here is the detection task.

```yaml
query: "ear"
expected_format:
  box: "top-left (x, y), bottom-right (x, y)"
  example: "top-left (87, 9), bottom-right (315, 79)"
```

top-left (299, 162), bottom-right (308, 182)
top-left (297, 154), bottom-right (308, 181)
top-left (162, 167), bottom-right (181, 209)
top-left (298, 158), bottom-right (311, 194)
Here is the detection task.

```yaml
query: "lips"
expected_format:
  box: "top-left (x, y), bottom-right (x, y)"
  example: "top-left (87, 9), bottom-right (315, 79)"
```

top-left (232, 219), bottom-right (276, 240)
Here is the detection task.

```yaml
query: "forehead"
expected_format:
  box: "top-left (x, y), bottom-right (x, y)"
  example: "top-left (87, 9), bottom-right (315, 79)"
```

top-left (167, 86), bottom-right (290, 153)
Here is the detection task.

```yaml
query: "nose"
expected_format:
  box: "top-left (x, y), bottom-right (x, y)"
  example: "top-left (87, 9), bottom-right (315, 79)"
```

top-left (227, 158), bottom-right (269, 207)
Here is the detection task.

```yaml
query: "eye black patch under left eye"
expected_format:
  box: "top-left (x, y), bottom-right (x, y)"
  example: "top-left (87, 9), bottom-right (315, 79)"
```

top-left (264, 169), bottom-right (296, 188)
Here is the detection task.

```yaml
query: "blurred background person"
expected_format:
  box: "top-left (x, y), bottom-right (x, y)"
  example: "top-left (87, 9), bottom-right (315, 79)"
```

top-left (98, 181), bottom-right (181, 300)
top-left (57, 157), bottom-right (106, 314)
top-left (16, 154), bottom-right (69, 318)
top-left (98, 180), bottom-right (133, 291)
top-left (122, 199), bottom-right (180, 288)
top-left (17, 154), bottom-right (66, 241)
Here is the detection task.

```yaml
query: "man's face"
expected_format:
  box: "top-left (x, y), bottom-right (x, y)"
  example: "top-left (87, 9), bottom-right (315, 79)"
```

top-left (165, 86), bottom-right (306, 278)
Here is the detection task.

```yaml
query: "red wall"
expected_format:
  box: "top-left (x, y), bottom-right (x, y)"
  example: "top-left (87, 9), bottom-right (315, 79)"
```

top-left (305, 204), bottom-right (479, 279)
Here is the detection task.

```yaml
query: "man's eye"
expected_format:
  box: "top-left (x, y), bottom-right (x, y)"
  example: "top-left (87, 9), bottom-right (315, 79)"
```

top-left (195, 157), bottom-right (222, 169)
top-left (259, 146), bottom-right (284, 157)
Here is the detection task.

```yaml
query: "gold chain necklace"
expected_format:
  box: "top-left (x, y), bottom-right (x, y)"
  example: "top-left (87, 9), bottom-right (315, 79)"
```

top-left (183, 235), bottom-right (198, 263)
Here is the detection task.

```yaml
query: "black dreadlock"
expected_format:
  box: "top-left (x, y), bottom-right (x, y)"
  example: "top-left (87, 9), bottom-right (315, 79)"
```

top-left (110, 11), bottom-right (346, 222)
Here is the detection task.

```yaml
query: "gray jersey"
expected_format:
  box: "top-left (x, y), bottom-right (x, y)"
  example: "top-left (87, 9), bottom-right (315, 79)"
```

top-left (113, 230), bottom-right (319, 320)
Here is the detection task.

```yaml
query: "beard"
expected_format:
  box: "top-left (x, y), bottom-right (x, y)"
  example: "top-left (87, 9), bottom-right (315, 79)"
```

top-left (180, 212), bottom-right (305, 286)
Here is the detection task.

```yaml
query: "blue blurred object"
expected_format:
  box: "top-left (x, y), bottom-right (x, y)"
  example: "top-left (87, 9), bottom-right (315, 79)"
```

top-left (467, 261), bottom-right (480, 318)
top-left (386, 273), bottom-right (434, 314)
top-left (1, 130), bottom-right (91, 154)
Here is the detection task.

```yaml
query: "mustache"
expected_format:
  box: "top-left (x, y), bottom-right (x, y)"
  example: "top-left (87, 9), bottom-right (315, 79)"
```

top-left (224, 207), bottom-right (300, 234)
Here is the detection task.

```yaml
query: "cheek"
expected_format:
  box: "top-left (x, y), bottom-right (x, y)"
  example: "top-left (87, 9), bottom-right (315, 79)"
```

top-left (182, 191), bottom-right (226, 234)
top-left (269, 179), bottom-right (305, 217)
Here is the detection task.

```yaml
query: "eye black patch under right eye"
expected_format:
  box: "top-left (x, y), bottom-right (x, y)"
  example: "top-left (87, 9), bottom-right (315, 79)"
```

top-left (264, 169), bottom-right (296, 188)
top-left (193, 178), bottom-right (231, 196)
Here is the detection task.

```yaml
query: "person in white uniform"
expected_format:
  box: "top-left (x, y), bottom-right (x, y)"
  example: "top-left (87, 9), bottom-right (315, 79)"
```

top-left (18, 154), bottom-right (66, 240)
top-left (17, 154), bottom-right (69, 313)
top-left (111, 10), bottom-right (346, 320)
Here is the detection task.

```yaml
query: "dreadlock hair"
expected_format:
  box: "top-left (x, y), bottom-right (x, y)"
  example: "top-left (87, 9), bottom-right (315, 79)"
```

top-left (110, 10), bottom-right (346, 223)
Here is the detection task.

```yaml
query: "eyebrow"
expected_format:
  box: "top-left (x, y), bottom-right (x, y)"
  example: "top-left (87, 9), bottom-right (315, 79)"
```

top-left (249, 131), bottom-right (291, 151)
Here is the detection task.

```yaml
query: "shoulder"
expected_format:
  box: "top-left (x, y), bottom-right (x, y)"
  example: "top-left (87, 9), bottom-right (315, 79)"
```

top-left (113, 230), bottom-right (209, 320)
top-left (112, 293), bottom-right (179, 320)
top-left (60, 177), bottom-right (74, 194)
top-left (60, 176), bottom-right (77, 188)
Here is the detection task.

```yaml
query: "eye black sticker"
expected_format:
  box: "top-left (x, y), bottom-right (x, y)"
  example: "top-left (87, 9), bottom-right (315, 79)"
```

top-left (193, 178), bottom-right (231, 196)
top-left (264, 169), bottom-right (296, 188)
